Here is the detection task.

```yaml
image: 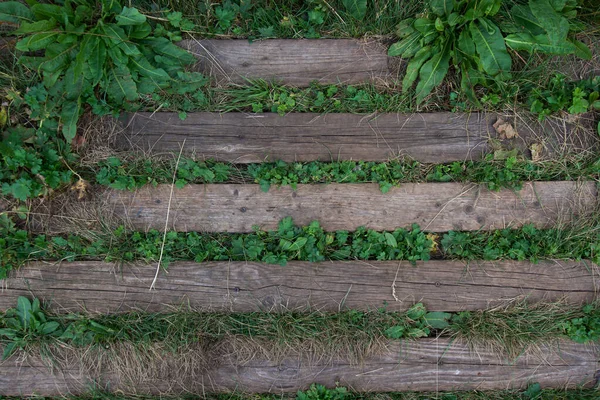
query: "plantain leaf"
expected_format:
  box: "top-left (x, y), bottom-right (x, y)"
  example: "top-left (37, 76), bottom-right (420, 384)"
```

top-left (342, 0), bottom-right (367, 20)
top-left (469, 19), bottom-right (511, 76)
top-left (0, 1), bottom-right (33, 24)
top-left (570, 39), bottom-right (592, 60)
top-left (116, 6), bottom-right (147, 26)
top-left (505, 32), bottom-right (576, 54)
top-left (396, 18), bottom-right (415, 38)
top-left (458, 29), bottom-right (475, 56)
top-left (15, 32), bottom-right (59, 51)
top-left (61, 99), bottom-right (81, 142)
top-left (388, 31), bottom-right (420, 57)
top-left (415, 40), bottom-right (451, 104)
top-left (14, 19), bottom-right (56, 34)
top-left (478, 0), bottom-right (502, 16)
top-left (529, 0), bottom-right (569, 44)
top-left (511, 4), bottom-right (545, 36)
top-left (430, 0), bottom-right (454, 17)
top-left (402, 46), bottom-right (432, 92)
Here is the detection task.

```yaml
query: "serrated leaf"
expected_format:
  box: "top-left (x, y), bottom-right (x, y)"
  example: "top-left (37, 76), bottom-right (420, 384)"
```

top-left (402, 46), bottom-right (432, 92)
top-left (415, 40), bottom-right (451, 104)
top-left (342, 0), bottom-right (367, 20)
top-left (469, 19), bottom-right (511, 76)
top-left (0, 2), bottom-right (33, 24)
top-left (424, 311), bottom-right (452, 329)
top-left (116, 6), bottom-right (147, 26)
top-left (430, 0), bottom-right (454, 17)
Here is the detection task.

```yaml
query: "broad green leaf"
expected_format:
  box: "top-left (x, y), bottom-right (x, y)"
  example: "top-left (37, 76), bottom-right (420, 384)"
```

top-left (130, 23), bottom-right (152, 39)
top-left (40, 42), bottom-right (75, 74)
top-left (460, 64), bottom-right (482, 106)
top-left (549, 0), bottom-right (568, 12)
top-left (17, 296), bottom-right (33, 328)
top-left (511, 4), bottom-right (545, 36)
top-left (288, 237), bottom-right (308, 251)
top-left (15, 32), bottom-right (58, 51)
top-left (384, 326), bottom-right (405, 339)
top-left (570, 39), bottom-right (592, 60)
top-left (430, 0), bottom-right (454, 17)
top-left (384, 232), bottom-right (397, 248)
top-left (424, 311), bottom-right (452, 329)
top-left (479, 0), bottom-right (502, 16)
top-left (74, 35), bottom-right (93, 79)
top-left (414, 18), bottom-right (436, 35)
top-left (61, 100), bottom-right (81, 142)
top-left (458, 29), bottom-right (475, 56)
top-left (505, 32), bottom-right (576, 54)
top-left (30, 4), bottom-right (63, 22)
top-left (86, 37), bottom-right (106, 86)
top-left (14, 19), bottom-right (56, 34)
top-left (116, 6), bottom-right (147, 26)
top-left (129, 56), bottom-right (170, 80)
top-left (435, 17), bottom-right (444, 32)
top-left (103, 24), bottom-right (141, 56)
top-left (342, 0), bottom-right (367, 20)
top-left (529, 0), bottom-right (569, 44)
top-left (0, 2), bottom-right (33, 24)
top-left (40, 321), bottom-right (60, 334)
top-left (402, 46), bottom-right (432, 92)
top-left (447, 13), bottom-right (462, 27)
top-left (406, 302), bottom-right (427, 320)
top-left (396, 18), bottom-right (415, 38)
top-left (108, 65), bottom-right (138, 103)
top-left (143, 37), bottom-right (195, 65)
top-left (388, 32), bottom-right (420, 57)
top-left (0, 328), bottom-right (17, 339)
top-left (2, 342), bottom-right (17, 360)
top-left (469, 19), bottom-right (511, 76)
top-left (415, 40), bottom-right (451, 104)
top-left (64, 65), bottom-right (85, 101)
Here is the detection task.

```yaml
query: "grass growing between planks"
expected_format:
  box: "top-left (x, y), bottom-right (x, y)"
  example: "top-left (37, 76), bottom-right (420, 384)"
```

top-left (6, 386), bottom-right (599, 400)
top-left (2, 214), bottom-right (600, 278)
top-left (1, 298), bottom-right (599, 362)
top-left (89, 153), bottom-right (600, 194)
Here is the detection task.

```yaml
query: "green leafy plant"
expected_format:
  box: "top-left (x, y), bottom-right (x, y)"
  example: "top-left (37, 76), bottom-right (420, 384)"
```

top-left (384, 303), bottom-right (452, 339)
top-left (503, 0), bottom-right (591, 59)
top-left (389, 0), bottom-right (511, 104)
top-left (0, 0), bottom-right (206, 142)
top-left (560, 303), bottom-right (600, 343)
top-left (297, 384), bottom-right (348, 400)
top-left (0, 296), bottom-right (60, 359)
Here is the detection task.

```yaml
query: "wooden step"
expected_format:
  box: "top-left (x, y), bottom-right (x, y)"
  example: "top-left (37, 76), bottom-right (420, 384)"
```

top-left (1, 338), bottom-right (597, 395)
top-left (2, 260), bottom-right (595, 314)
top-left (105, 181), bottom-right (598, 233)
top-left (182, 39), bottom-right (390, 85)
top-left (118, 112), bottom-right (495, 163)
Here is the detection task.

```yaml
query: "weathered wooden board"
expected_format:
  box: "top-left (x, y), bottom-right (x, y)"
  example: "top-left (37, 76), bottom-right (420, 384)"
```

top-left (1, 260), bottom-right (596, 314)
top-left (1, 339), bottom-right (597, 396)
top-left (105, 181), bottom-right (597, 232)
top-left (182, 39), bottom-right (390, 85)
top-left (118, 112), bottom-right (494, 163)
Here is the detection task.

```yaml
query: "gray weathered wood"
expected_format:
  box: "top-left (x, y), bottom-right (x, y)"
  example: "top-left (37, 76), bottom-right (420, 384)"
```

top-left (182, 39), bottom-right (390, 85)
top-left (1, 339), bottom-right (597, 395)
top-left (1, 260), bottom-right (596, 314)
top-left (118, 112), bottom-right (494, 163)
top-left (105, 181), bottom-right (598, 232)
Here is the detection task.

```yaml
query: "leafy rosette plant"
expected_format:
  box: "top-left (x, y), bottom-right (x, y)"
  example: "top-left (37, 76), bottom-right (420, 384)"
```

top-left (0, 0), bottom-right (206, 142)
top-left (388, 0), bottom-right (511, 104)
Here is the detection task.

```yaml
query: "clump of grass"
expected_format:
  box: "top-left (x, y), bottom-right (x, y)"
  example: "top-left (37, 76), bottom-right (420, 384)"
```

top-left (449, 300), bottom-right (600, 358)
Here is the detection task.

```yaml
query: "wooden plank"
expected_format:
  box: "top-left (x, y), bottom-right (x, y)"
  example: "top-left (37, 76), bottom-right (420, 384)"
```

top-left (1, 260), bottom-right (596, 314)
top-left (105, 181), bottom-right (598, 233)
top-left (118, 112), bottom-right (494, 163)
top-left (182, 39), bottom-right (390, 86)
top-left (1, 339), bottom-right (597, 395)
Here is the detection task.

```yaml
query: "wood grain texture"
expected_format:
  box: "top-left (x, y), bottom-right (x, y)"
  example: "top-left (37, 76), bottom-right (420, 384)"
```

top-left (182, 39), bottom-right (390, 85)
top-left (1, 260), bottom-right (596, 314)
top-left (105, 181), bottom-right (598, 232)
top-left (1, 339), bottom-right (598, 396)
top-left (118, 112), bottom-right (494, 163)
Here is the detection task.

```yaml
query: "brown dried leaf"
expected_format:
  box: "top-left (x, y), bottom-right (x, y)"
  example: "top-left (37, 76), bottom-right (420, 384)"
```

top-left (530, 143), bottom-right (543, 162)
top-left (71, 179), bottom-right (89, 200)
top-left (493, 118), bottom-right (518, 139)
